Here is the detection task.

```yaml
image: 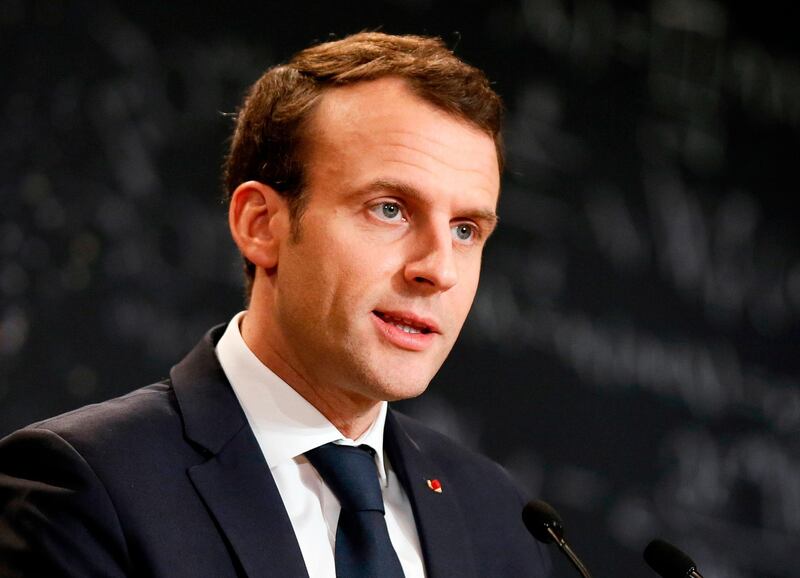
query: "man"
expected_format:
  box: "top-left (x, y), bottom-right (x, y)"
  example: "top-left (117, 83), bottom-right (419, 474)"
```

top-left (0, 33), bottom-right (551, 577)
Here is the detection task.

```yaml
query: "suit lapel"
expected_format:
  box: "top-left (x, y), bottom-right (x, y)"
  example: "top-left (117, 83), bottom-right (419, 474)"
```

top-left (385, 410), bottom-right (479, 578)
top-left (172, 328), bottom-right (308, 578)
top-left (187, 427), bottom-right (308, 577)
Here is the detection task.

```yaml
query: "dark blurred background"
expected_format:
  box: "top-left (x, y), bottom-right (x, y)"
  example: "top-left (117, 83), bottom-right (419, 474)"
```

top-left (1, 1), bottom-right (798, 576)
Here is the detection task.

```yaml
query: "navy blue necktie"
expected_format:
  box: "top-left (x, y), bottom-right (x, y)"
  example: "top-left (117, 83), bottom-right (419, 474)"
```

top-left (305, 443), bottom-right (405, 578)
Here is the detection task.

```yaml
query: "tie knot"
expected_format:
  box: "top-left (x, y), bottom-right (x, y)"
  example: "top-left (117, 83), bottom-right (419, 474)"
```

top-left (305, 443), bottom-right (384, 513)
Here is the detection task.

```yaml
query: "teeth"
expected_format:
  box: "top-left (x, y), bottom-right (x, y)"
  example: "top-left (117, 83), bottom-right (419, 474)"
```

top-left (395, 323), bottom-right (421, 334)
top-left (379, 313), bottom-right (426, 334)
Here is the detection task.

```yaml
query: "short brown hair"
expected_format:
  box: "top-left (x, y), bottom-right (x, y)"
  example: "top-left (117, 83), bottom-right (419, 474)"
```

top-left (223, 32), bottom-right (504, 296)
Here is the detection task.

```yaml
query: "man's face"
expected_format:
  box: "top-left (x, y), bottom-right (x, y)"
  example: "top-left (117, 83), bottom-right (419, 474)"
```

top-left (268, 77), bottom-right (500, 405)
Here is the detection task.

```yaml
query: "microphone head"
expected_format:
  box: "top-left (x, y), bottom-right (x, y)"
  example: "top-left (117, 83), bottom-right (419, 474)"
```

top-left (643, 539), bottom-right (697, 577)
top-left (522, 499), bottom-right (565, 544)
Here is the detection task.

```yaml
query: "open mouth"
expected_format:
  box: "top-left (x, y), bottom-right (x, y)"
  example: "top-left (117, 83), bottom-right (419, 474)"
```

top-left (373, 311), bottom-right (434, 335)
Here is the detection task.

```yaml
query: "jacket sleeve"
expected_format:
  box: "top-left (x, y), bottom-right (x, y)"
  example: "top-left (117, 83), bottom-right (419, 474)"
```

top-left (0, 427), bottom-right (131, 577)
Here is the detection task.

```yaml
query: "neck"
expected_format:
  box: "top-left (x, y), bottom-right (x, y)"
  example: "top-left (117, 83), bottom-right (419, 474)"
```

top-left (239, 310), bottom-right (382, 440)
top-left (292, 383), bottom-right (382, 440)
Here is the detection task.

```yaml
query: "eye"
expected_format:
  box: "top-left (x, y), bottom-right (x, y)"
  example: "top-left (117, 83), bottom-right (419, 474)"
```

top-left (452, 223), bottom-right (478, 244)
top-left (369, 201), bottom-right (406, 223)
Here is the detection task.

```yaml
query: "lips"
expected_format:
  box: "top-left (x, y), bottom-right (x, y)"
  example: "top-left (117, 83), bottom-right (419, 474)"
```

top-left (373, 311), bottom-right (438, 334)
top-left (371, 310), bottom-right (439, 351)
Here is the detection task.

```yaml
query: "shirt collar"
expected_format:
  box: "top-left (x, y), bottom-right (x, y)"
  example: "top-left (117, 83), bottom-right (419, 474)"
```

top-left (215, 312), bottom-right (389, 484)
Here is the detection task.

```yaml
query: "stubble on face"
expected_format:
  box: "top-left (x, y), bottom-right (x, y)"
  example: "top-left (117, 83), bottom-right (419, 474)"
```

top-left (245, 77), bottom-right (500, 436)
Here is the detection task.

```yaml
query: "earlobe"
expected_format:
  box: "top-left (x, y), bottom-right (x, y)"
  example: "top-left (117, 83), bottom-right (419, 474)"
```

top-left (228, 180), bottom-right (288, 270)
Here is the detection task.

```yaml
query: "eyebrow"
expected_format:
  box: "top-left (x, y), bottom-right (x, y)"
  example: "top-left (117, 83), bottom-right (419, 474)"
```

top-left (366, 178), bottom-right (500, 232)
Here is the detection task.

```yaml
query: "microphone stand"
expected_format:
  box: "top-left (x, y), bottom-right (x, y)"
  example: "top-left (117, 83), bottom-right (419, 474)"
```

top-left (545, 526), bottom-right (593, 578)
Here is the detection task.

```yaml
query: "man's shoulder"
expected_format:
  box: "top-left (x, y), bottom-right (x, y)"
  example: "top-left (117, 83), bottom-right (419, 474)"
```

top-left (391, 410), bottom-right (495, 462)
top-left (2, 380), bottom-right (191, 476)
top-left (389, 409), bottom-right (523, 496)
top-left (12, 325), bottom-right (228, 457)
top-left (387, 408), bottom-right (552, 577)
top-left (28, 381), bottom-right (179, 441)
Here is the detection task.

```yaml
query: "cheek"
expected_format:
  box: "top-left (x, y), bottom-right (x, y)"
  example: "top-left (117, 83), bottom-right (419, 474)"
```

top-left (452, 259), bottom-right (482, 312)
top-left (295, 232), bottom-right (384, 309)
top-left (455, 284), bottom-right (479, 317)
top-left (330, 225), bottom-right (403, 274)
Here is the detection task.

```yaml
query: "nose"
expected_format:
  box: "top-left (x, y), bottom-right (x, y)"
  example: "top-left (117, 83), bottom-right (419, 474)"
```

top-left (403, 224), bottom-right (458, 292)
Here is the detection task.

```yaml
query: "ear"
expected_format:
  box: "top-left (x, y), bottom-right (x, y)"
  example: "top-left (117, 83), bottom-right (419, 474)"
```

top-left (228, 180), bottom-right (289, 270)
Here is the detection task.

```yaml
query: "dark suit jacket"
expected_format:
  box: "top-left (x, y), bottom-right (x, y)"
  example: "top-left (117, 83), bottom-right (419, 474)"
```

top-left (0, 327), bottom-right (551, 577)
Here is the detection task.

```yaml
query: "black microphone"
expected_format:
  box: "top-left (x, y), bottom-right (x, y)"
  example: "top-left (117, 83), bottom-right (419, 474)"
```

top-left (643, 539), bottom-right (704, 578)
top-left (522, 500), bottom-right (593, 578)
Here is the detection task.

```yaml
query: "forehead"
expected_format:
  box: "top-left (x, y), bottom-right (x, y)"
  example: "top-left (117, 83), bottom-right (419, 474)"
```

top-left (302, 77), bottom-right (500, 199)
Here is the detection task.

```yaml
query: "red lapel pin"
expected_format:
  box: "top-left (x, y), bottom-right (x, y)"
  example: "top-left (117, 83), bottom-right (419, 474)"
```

top-left (426, 479), bottom-right (442, 493)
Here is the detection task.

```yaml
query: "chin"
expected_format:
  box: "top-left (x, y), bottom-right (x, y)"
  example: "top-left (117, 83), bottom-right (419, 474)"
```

top-left (371, 371), bottom-right (434, 402)
top-left (380, 383), bottom-right (430, 403)
top-left (347, 369), bottom-right (430, 403)
top-left (343, 345), bottom-right (444, 402)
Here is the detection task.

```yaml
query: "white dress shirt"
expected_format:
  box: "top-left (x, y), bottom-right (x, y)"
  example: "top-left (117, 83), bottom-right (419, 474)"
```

top-left (215, 312), bottom-right (426, 577)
